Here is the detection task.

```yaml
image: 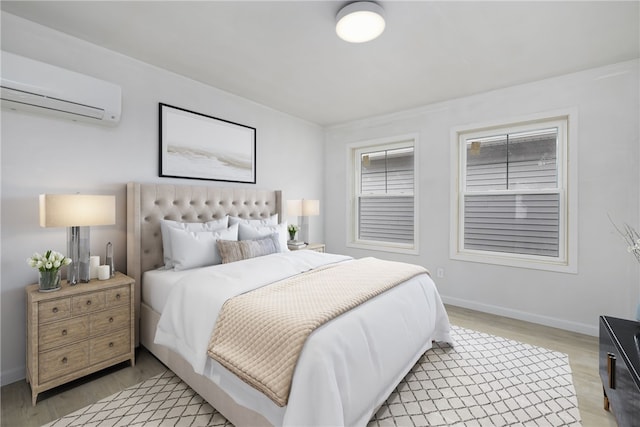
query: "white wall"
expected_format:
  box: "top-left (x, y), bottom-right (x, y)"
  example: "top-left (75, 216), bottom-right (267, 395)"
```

top-left (0, 12), bottom-right (325, 385)
top-left (325, 59), bottom-right (640, 336)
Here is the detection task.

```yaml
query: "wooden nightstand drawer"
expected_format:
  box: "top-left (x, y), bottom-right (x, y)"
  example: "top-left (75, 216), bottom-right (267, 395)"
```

top-left (106, 286), bottom-right (129, 307)
top-left (38, 299), bottom-right (71, 323)
top-left (71, 292), bottom-right (105, 315)
top-left (39, 316), bottom-right (89, 351)
top-left (39, 341), bottom-right (89, 383)
top-left (89, 305), bottom-right (129, 335)
top-left (90, 328), bottom-right (130, 364)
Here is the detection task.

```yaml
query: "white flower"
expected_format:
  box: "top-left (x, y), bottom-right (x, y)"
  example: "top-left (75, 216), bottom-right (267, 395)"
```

top-left (26, 249), bottom-right (72, 272)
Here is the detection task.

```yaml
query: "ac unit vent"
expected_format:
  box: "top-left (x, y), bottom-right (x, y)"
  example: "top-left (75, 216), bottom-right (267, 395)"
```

top-left (1, 51), bottom-right (121, 125)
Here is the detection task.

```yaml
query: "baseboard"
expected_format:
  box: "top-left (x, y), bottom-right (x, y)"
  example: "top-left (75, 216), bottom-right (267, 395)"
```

top-left (1, 365), bottom-right (25, 387)
top-left (441, 295), bottom-right (598, 337)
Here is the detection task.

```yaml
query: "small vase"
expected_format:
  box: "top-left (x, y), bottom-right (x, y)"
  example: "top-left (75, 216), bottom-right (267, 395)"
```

top-left (289, 232), bottom-right (297, 241)
top-left (39, 270), bottom-right (61, 292)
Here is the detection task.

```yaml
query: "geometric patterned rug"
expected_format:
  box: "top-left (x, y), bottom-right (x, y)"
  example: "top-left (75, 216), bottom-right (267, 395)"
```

top-left (369, 327), bottom-right (581, 427)
top-left (42, 326), bottom-right (581, 427)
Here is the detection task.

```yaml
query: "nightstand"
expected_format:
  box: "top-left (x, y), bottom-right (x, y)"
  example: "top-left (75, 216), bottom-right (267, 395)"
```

top-left (305, 243), bottom-right (325, 253)
top-left (26, 272), bottom-right (135, 405)
top-left (599, 315), bottom-right (640, 426)
top-left (288, 243), bottom-right (325, 253)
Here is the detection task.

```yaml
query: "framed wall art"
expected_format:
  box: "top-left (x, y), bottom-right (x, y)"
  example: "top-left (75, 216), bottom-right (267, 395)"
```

top-left (159, 103), bottom-right (256, 183)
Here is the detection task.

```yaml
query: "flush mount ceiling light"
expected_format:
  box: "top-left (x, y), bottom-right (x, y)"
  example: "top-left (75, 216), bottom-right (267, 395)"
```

top-left (336, 1), bottom-right (386, 43)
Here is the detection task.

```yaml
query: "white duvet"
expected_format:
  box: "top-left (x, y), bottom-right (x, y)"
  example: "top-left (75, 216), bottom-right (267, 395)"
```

top-left (154, 251), bottom-right (452, 426)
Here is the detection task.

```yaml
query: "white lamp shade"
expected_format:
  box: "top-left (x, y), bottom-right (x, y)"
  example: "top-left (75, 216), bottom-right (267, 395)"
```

top-left (287, 199), bottom-right (320, 217)
top-left (302, 199), bottom-right (320, 216)
top-left (336, 1), bottom-right (386, 43)
top-left (39, 194), bottom-right (116, 227)
top-left (287, 199), bottom-right (302, 216)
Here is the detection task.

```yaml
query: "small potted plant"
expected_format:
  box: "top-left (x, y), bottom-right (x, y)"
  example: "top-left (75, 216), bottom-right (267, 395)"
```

top-left (288, 224), bottom-right (299, 241)
top-left (27, 250), bottom-right (72, 292)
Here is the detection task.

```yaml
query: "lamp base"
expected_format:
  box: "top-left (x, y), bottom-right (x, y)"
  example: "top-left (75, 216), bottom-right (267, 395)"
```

top-left (67, 226), bottom-right (91, 284)
top-left (299, 216), bottom-right (310, 244)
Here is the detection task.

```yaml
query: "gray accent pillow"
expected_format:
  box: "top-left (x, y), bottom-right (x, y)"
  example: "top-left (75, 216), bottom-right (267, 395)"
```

top-left (217, 234), bottom-right (280, 264)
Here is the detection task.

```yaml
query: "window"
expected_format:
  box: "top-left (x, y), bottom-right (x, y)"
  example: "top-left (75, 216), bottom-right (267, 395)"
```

top-left (452, 115), bottom-right (576, 272)
top-left (349, 137), bottom-right (417, 253)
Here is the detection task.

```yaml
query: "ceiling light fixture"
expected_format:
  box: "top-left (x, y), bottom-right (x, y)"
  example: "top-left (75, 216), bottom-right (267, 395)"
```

top-left (336, 1), bottom-right (386, 43)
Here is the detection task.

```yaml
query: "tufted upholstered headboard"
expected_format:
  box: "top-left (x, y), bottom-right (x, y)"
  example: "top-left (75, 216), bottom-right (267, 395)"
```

top-left (126, 182), bottom-right (282, 344)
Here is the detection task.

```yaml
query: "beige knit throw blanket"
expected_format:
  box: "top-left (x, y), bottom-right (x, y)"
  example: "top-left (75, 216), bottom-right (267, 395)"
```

top-left (207, 257), bottom-right (429, 407)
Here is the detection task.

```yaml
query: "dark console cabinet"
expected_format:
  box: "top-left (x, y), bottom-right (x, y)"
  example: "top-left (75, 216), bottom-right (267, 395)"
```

top-left (599, 316), bottom-right (640, 426)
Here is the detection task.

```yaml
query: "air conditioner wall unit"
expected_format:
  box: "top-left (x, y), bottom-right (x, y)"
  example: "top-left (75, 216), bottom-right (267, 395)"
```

top-left (1, 51), bottom-right (121, 125)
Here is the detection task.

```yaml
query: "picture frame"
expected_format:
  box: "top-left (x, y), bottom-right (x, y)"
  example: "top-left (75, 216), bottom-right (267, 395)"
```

top-left (159, 103), bottom-right (256, 184)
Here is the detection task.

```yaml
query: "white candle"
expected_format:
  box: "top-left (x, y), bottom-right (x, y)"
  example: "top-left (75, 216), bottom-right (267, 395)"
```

top-left (97, 265), bottom-right (110, 281)
top-left (89, 256), bottom-right (100, 279)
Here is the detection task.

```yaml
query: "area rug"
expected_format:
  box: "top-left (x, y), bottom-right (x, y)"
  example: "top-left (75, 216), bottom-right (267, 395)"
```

top-left (42, 326), bottom-right (581, 427)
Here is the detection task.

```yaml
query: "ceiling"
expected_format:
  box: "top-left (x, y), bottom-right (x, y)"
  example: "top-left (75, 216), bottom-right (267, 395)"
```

top-left (1, 1), bottom-right (639, 126)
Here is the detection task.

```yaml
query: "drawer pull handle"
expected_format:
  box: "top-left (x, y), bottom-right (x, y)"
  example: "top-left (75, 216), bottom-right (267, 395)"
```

top-left (86, 300), bottom-right (92, 306)
top-left (109, 342), bottom-right (114, 348)
top-left (116, 294), bottom-right (121, 300)
top-left (109, 317), bottom-right (114, 323)
top-left (607, 352), bottom-right (616, 389)
top-left (61, 357), bottom-right (68, 364)
top-left (61, 329), bottom-right (67, 336)
top-left (52, 307), bottom-right (58, 313)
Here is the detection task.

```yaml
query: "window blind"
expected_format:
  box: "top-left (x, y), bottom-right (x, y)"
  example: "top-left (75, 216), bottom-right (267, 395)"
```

top-left (358, 147), bottom-right (414, 245)
top-left (359, 196), bottom-right (414, 244)
top-left (463, 193), bottom-right (560, 257)
top-left (463, 128), bottom-right (560, 257)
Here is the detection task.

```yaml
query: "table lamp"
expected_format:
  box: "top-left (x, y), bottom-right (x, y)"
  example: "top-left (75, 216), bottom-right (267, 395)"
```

top-left (39, 194), bottom-right (116, 284)
top-left (287, 199), bottom-right (320, 244)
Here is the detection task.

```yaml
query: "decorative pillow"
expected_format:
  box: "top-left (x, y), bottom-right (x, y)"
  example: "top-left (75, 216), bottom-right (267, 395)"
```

top-left (217, 234), bottom-right (280, 264)
top-left (228, 214), bottom-right (278, 226)
top-left (169, 223), bottom-right (239, 271)
top-left (238, 221), bottom-right (289, 252)
top-left (160, 216), bottom-right (229, 268)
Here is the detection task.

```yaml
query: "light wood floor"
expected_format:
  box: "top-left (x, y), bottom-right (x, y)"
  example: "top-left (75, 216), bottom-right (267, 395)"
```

top-left (1, 305), bottom-right (618, 427)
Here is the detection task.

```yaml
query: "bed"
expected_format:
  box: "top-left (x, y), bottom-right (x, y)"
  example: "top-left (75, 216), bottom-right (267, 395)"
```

top-left (126, 182), bottom-right (451, 426)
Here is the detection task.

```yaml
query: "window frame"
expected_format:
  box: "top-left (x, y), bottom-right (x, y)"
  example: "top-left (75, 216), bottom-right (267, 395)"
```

top-left (450, 111), bottom-right (578, 273)
top-left (347, 135), bottom-right (419, 255)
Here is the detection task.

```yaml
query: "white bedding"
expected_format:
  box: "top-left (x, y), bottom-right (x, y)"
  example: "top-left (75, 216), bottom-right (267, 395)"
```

top-left (153, 251), bottom-right (452, 426)
top-left (142, 268), bottom-right (194, 313)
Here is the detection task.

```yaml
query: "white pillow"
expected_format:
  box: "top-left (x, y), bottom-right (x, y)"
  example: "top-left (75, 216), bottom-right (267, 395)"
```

top-left (160, 216), bottom-right (229, 268)
top-left (238, 222), bottom-right (289, 253)
top-left (229, 214), bottom-right (278, 226)
top-left (169, 223), bottom-right (239, 271)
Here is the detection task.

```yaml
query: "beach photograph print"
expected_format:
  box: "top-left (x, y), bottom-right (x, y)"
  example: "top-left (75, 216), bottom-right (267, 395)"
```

top-left (160, 103), bottom-right (256, 183)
